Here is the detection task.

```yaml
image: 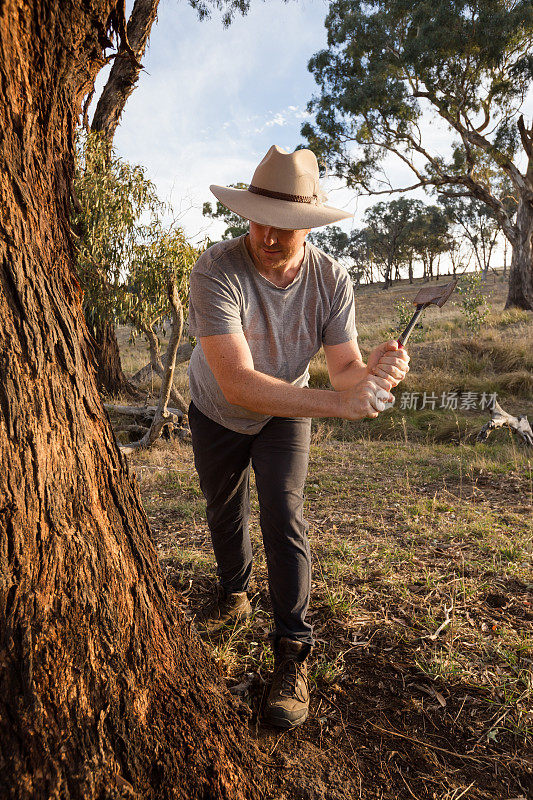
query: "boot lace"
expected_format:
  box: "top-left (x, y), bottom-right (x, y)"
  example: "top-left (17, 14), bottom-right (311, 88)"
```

top-left (274, 658), bottom-right (305, 698)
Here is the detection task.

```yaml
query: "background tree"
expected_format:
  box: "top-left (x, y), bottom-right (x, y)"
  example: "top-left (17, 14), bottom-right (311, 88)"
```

top-left (75, 131), bottom-right (197, 407)
top-left (126, 223), bottom-right (198, 410)
top-left (309, 224), bottom-right (351, 262)
top-left (75, 130), bottom-right (159, 396)
top-left (75, 132), bottom-right (157, 392)
top-left (302, 0), bottom-right (533, 309)
top-left (411, 204), bottom-right (451, 281)
top-left (364, 198), bottom-right (423, 287)
top-left (0, 2), bottom-right (264, 796)
top-left (87, 0), bottom-right (275, 394)
top-left (440, 195), bottom-right (500, 278)
top-left (347, 228), bottom-right (375, 285)
top-left (88, 0), bottom-right (161, 397)
top-left (310, 226), bottom-right (374, 285)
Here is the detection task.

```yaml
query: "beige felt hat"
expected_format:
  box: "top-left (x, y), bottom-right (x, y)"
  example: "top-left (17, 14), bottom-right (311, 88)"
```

top-left (210, 145), bottom-right (353, 230)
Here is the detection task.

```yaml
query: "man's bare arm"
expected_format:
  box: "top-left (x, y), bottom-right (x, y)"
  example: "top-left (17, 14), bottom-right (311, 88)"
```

top-left (324, 339), bottom-right (410, 390)
top-left (323, 340), bottom-right (368, 391)
top-left (200, 332), bottom-right (393, 420)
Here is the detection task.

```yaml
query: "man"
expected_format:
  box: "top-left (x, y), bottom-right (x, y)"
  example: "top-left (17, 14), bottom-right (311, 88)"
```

top-left (187, 145), bottom-right (409, 729)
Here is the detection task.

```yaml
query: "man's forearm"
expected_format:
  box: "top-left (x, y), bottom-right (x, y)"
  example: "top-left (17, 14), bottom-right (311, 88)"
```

top-left (329, 360), bottom-right (369, 392)
top-left (224, 368), bottom-right (342, 418)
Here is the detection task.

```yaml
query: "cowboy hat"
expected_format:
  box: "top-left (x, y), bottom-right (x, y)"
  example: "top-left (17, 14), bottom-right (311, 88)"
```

top-left (209, 145), bottom-right (353, 230)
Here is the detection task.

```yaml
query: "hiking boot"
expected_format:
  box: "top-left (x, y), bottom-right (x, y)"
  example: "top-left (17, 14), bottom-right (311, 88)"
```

top-left (199, 589), bottom-right (252, 635)
top-left (263, 637), bottom-right (311, 729)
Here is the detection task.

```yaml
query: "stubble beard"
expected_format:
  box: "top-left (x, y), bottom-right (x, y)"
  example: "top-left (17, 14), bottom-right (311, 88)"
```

top-left (247, 235), bottom-right (300, 273)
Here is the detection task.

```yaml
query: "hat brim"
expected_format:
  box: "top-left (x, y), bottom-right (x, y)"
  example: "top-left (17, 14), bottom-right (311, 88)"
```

top-left (210, 185), bottom-right (353, 230)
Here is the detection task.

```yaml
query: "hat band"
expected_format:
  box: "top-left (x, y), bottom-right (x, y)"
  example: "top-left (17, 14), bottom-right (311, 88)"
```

top-left (248, 184), bottom-right (315, 204)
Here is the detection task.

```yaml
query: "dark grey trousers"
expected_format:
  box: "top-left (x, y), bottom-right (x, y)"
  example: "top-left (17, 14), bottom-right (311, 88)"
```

top-left (188, 401), bottom-right (313, 645)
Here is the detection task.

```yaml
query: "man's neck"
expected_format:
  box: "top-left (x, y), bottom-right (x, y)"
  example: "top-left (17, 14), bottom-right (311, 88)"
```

top-left (244, 235), bottom-right (306, 289)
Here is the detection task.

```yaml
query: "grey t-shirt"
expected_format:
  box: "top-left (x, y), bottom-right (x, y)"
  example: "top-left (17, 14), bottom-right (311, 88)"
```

top-left (188, 234), bottom-right (357, 434)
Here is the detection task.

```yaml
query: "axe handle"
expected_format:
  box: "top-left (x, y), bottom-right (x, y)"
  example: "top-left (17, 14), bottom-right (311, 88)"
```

top-left (397, 304), bottom-right (428, 347)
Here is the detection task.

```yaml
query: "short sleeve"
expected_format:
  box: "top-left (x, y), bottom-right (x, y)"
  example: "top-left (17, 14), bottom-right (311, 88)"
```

top-left (322, 271), bottom-right (357, 346)
top-left (188, 264), bottom-right (243, 338)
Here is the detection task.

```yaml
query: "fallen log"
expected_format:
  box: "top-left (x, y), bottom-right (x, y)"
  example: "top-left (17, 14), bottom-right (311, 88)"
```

top-left (476, 401), bottom-right (533, 446)
top-left (104, 404), bottom-right (184, 419)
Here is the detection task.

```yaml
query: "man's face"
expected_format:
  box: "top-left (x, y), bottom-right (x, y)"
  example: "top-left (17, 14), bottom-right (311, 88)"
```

top-left (247, 221), bottom-right (311, 271)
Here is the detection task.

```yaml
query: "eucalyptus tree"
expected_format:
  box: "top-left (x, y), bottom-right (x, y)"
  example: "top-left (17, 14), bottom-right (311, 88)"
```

top-left (203, 182), bottom-right (250, 240)
top-left (411, 204), bottom-right (451, 280)
top-left (74, 131), bottom-right (161, 395)
top-left (348, 228), bottom-right (376, 285)
top-left (303, 0), bottom-right (533, 309)
top-left (441, 195), bottom-right (501, 276)
top-left (74, 131), bottom-right (197, 401)
top-left (310, 226), bottom-right (374, 285)
top-left (309, 224), bottom-right (351, 261)
top-left (126, 224), bottom-right (198, 411)
top-left (364, 198), bottom-right (424, 287)
top-left (90, 0), bottom-right (283, 393)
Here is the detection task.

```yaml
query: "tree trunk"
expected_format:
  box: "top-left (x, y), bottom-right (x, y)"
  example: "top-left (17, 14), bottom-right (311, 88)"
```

top-left (505, 195), bottom-right (533, 310)
top-left (91, 0), bottom-right (160, 140)
top-left (91, 318), bottom-right (140, 398)
top-left (128, 319), bottom-right (188, 413)
top-left (87, 0), bottom-right (161, 395)
top-left (503, 237), bottom-right (507, 277)
top-left (143, 320), bottom-right (165, 372)
top-left (382, 259), bottom-right (392, 289)
top-left (0, 2), bottom-right (263, 798)
top-left (131, 340), bottom-right (193, 384)
top-left (122, 281), bottom-right (185, 452)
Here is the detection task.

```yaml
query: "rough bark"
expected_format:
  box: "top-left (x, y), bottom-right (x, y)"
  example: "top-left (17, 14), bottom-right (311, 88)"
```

top-left (505, 194), bottom-right (533, 310)
top-left (0, 2), bottom-right (263, 798)
top-left (91, 0), bottom-right (160, 140)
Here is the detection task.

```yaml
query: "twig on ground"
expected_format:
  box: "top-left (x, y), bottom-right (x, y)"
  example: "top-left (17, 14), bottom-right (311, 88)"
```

top-left (365, 721), bottom-right (485, 763)
top-left (424, 603), bottom-right (454, 641)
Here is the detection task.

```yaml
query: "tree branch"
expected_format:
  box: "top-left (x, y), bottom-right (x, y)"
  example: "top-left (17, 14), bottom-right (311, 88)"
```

top-left (354, 119), bottom-right (518, 246)
top-left (120, 279), bottom-right (185, 453)
top-left (92, 0), bottom-right (160, 140)
top-left (517, 115), bottom-right (533, 159)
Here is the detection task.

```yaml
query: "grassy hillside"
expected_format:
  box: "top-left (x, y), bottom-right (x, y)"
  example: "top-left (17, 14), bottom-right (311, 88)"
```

top-left (114, 271), bottom-right (532, 799)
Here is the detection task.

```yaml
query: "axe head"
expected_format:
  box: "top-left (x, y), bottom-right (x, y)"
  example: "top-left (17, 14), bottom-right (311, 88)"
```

top-left (412, 280), bottom-right (458, 308)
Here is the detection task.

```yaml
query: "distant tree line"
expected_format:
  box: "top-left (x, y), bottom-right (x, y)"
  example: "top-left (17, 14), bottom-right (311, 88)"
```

top-left (203, 191), bottom-right (505, 288)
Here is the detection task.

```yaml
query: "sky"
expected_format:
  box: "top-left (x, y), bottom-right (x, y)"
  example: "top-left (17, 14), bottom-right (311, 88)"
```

top-left (91, 0), bottom-right (447, 243)
top-left (89, 0), bottom-right (522, 262)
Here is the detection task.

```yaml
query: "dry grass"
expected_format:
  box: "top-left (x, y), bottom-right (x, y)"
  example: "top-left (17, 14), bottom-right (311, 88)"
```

top-left (126, 435), bottom-right (533, 799)
top-left (114, 270), bottom-right (533, 799)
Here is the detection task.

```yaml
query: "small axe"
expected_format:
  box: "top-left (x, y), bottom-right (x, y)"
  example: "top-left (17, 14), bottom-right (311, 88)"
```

top-left (396, 279), bottom-right (458, 348)
top-left (379, 280), bottom-right (458, 410)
